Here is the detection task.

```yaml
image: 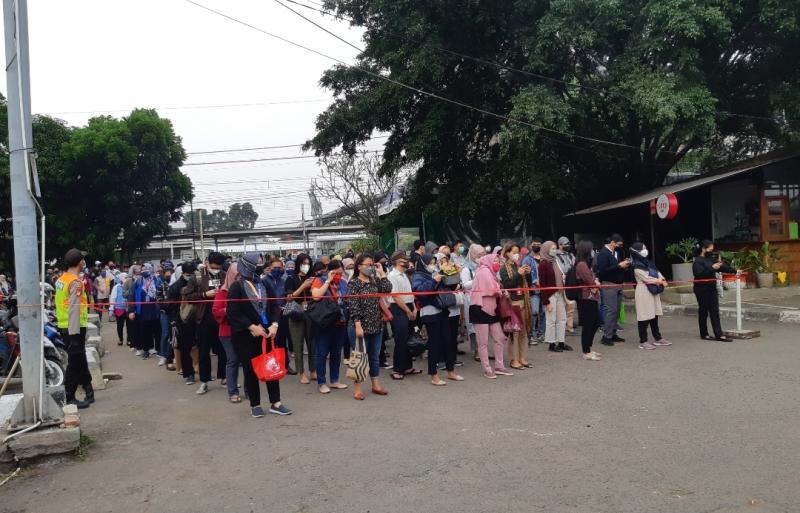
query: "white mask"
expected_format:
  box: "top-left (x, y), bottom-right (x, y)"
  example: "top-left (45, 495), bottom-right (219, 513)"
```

top-left (208, 268), bottom-right (221, 276)
top-left (510, 253), bottom-right (520, 263)
top-left (344, 269), bottom-right (354, 280)
top-left (426, 264), bottom-right (437, 273)
top-left (300, 264), bottom-right (310, 275)
top-left (639, 248), bottom-right (649, 259)
top-left (549, 249), bottom-right (558, 257)
top-left (485, 246), bottom-right (492, 253)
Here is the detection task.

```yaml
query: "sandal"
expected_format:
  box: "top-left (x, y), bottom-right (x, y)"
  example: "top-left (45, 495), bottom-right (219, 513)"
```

top-left (404, 368), bottom-right (423, 375)
top-left (510, 365), bottom-right (524, 370)
top-left (717, 336), bottom-right (732, 342)
top-left (166, 364), bottom-right (176, 371)
top-left (353, 392), bottom-right (365, 401)
top-left (229, 395), bottom-right (242, 403)
top-left (371, 388), bottom-right (388, 396)
top-left (701, 335), bottom-right (715, 341)
top-left (390, 372), bottom-right (405, 380)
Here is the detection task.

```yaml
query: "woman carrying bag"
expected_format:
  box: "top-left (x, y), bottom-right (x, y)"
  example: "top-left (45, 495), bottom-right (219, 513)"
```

top-left (212, 263), bottom-right (242, 403)
top-left (499, 242), bottom-right (533, 369)
top-left (630, 242), bottom-right (672, 350)
top-left (469, 254), bottom-right (513, 379)
top-left (227, 252), bottom-right (293, 418)
top-left (311, 260), bottom-right (349, 395)
top-left (346, 253), bottom-right (393, 400)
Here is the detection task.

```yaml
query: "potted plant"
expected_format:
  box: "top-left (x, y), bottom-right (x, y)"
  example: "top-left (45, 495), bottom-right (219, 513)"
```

top-left (740, 241), bottom-right (782, 288)
top-left (720, 250), bottom-right (749, 290)
top-left (665, 238), bottom-right (699, 292)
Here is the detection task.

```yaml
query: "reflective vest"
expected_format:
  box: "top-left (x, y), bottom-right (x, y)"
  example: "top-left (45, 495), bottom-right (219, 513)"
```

top-left (55, 272), bottom-right (88, 329)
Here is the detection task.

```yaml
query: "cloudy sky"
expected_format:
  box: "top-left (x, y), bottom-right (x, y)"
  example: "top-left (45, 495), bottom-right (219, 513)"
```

top-left (2, 0), bottom-right (382, 228)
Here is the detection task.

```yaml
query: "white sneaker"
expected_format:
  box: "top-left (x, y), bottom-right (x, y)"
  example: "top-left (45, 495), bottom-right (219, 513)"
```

top-left (134, 350), bottom-right (143, 357)
top-left (583, 352), bottom-right (602, 361)
top-left (157, 357), bottom-right (167, 366)
top-left (149, 349), bottom-right (158, 355)
top-left (196, 382), bottom-right (209, 395)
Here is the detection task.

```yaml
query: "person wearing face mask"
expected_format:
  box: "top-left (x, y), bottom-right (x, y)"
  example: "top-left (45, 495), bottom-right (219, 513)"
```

top-left (574, 241), bottom-right (603, 360)
top-left (538, 241), bottom-right (570, 353)
top-left (693, 240), bottom-right (737, 342)
top-left (470, 253), bottom-right (513, 378)
top-left (556, 237), bottom-right (579, 337)
top-left (56, 249), bottom-right (93, 408)
top-left (342, 258), bottom-right (355, 283)
top-left (451, 241), bottom-right (467, 267)
top-left (521, 240), bottom-right (542, 345)
top-left (94, 268), bottom-right (110, 322)
top-left (345, 253), bottom-right (392, 400)
top-left (109, 272), bottom-right (130, 346)
top-left (157, 263), bottom-right (176, 368)
top-left (262, 257), bottom-right (295, 376)
top-left (461, 244), bottom-right (486, 361)
top-left (212, 263), bottom-right (243, 403)
top-left (387, 251), bottom-right (421, 380)
top-left (127, 263), bottom-right (163, 360)
top-left (595, 233), bottom-right (631, 346)
top-left (629, 242), bottom-right (672, 350)
top-left (499, 242), bottom-right (534, 368)
top-left (311, 260), bottom-right (350, 394)
top-left (181, 251), bottom-right (228, 395)
top-left (286, 253), bottom-right (317, 384)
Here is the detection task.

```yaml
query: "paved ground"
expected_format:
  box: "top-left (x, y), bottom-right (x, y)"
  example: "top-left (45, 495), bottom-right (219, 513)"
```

top-left (2, 315), bottom-right (799, 513)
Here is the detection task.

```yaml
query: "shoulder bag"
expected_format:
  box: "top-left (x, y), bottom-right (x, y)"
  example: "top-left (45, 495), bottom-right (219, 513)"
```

top-left (646, 266), bottom-right (665, 295)
top-left (282, 300), bottom-right (305, 321)
top-left (345, 336), bottom-right (370, 382)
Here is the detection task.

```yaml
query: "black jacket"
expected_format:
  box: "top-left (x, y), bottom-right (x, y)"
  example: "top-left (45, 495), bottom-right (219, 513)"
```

top-left (226, 279), bottom-right (281, 335)
top-left (692, 256), bottom-right (734, 291)
top-left (595, 246), bottom-right (626, 283)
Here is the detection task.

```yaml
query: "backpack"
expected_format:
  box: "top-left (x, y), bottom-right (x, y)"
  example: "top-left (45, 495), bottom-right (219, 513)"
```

top-left (565, 265), bottom-right (581, 301)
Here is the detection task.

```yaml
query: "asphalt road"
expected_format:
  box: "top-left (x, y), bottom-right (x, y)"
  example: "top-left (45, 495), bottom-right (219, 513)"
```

top-left (2, 315), bottom-right (798, 513)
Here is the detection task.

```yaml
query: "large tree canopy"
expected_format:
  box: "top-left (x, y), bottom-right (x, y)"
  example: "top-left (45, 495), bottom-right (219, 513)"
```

top-left (182, 202), bottom-right (260, 233)
top-left (309, 0), bottom-right (800, 237)
top-left (0, 101), bottom-right (192, 265)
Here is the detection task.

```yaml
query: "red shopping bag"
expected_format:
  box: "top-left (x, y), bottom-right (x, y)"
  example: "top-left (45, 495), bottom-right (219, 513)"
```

top-left (251, 336), bottom-right (287, 382)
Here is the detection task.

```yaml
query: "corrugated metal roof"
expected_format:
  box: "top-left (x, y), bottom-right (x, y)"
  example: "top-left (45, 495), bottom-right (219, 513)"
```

top-left (568, 147), bottom-right (800, 216)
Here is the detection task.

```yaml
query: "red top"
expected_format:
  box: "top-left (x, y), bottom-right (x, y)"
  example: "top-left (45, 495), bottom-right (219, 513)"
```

top-left (312, 277), bottom-right (346, 326)
top-left (211, 289), bottom-right (231, 337)
top-left (538, 259), bottom-right (557, 306)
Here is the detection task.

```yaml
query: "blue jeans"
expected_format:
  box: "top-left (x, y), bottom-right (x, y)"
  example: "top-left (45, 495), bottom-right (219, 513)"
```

top-left (347, 327), bottom-right (382, 379)
top-left (315, 324), bottom-right (346, 385)
top-left (159, 311), bottom-right (173, 360)
top-left (219, 336), bottom-right (240, 396)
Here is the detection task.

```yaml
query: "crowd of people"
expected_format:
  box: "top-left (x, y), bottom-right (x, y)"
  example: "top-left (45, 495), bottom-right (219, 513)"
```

top-left (29, 236), bottom-right (739, 415)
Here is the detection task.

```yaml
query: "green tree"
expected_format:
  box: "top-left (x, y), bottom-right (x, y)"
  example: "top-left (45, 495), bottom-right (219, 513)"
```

top-left (309, 0), bottom-right (800, 237)
top-left (227, 202), bottom-right (258, 230)
top-left (181, 202), bottom-right (259, 232)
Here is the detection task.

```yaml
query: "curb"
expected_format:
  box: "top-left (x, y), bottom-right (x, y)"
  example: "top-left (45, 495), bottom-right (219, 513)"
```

top-left (663, 304), bottom-right (800, 324)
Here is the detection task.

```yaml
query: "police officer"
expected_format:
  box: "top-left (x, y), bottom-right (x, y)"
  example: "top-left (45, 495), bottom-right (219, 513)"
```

top-left (55, 248), bottom-right (93, 409)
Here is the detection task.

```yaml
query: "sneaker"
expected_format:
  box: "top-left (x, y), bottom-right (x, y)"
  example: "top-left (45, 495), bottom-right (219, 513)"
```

top-left (583, 352), bottom-right (602, 361)
top-left (559, 343), bottom-right (574, 352)
top-left (185, 376), bottom-right (196, 385)
top-left (134, 350), bottom-right (143, 357)
top-left (251, 406), bottom-right (265, 418)
top-left (494, 368), bottom-right (514, 376)
top-left (638, 341), bottom-right (656, 350)
top-left (483, 372), bottom-right (497, 379)
top-left (380, 362), bottom-right (392, 370)
top-left (611, 335), bottom-right (625, 343)
top-left (67, 398), bottom-right (90, 409)
top-left (196, 382), bottom-right (209, 395)
top-left (528, 338), bottom-right (538, 346)
top-left (141, 353), bottom-right (150, 360)
top-left (653, 339), bottom-right (673, 346)
top-left (566, 330), bottom-right (580, 337)
top-left (437, 362), bottom-right (447, 371)
top-left (157, 357), bottom-right (167, 366)
top-left (269, 403), bottom-right (293, 416)
top-left (601, 338), bottom-right (615, 347)
top-left (454, 360), bottom-right (464, 367)
top-left (548, 343), bottom-right (563, 353)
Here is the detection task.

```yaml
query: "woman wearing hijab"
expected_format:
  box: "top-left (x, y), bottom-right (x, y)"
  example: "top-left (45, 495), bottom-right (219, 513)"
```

top-left (311, 260), bottom-right (350, 394)
top-left (212, 263), bottom-right (242, 402)
top-left (630, 242), bottom-right (672, 350)
top-left (127, 263), bottom-right (162, 359)
top-left (499, 242), bottom-right (533, 369)
top-left (470, 254), bottom-right (514, 379)
top-left (412, 253), bottom-right (461, 385)
top-left (226, 252), bottom-right (292, 418)
top-left (108, 272), bottom-right (130, 346)
top-left (460, 244), bottom-right (486, 361)
top-left (538, 241), bottom-right (569, 353)
top-left (285, 253), bottom-right (316, 384)
top-left (574, 241), bottom-right (602, 360)
top-left (346, 253), bottom-right (392, 400)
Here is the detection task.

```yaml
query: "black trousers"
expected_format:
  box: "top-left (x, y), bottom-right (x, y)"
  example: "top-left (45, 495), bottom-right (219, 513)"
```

top-left (446, 315), bottom-right (460, 364)
top-left (138, 318), bottom-right (160, 353)
top-left (390, 303), bottom-right (412, 373)
top-left (637, 318), bottom-right (662, 343)
top-left (62, 328), bottom-right (91, 398)
top-left (577, 299), bottom-right (600, 354)
top-left (177, 319), bottom-right (197, 379)
top-left (197, 314), bottom-right (225, 382)
top-left (422, 312), bottom-right (454, 375)
top-left (694, 286), bottom-right (723, 338)
top-left (232, 331), bottom-right (280, 408)
top-left (115, 314), bottom-right (131, 343)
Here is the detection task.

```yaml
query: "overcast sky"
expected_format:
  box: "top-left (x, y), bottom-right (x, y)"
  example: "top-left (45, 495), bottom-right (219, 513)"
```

top-left (2, 0), bottom-right (381, 228)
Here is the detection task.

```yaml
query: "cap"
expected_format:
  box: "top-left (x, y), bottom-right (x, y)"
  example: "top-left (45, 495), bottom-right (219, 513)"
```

top-left (557, 236), bottom-right (571, 246)
top-left (162, 260), bottom-right (175, 271)
top-left (207, 252), bottom-right (225, 266)
top-left (64, 248), bottom-right (87, 267)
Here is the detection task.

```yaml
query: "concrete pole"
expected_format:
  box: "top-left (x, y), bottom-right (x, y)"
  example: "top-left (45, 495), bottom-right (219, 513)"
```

top-left (301, 204), bottom-right (309, 254)
top-left (736, 272), bottom-right (743, 332)
top-left (4, 0), bottom-right (62, 427)
top-left (199, 209), bottom-right (205, 259)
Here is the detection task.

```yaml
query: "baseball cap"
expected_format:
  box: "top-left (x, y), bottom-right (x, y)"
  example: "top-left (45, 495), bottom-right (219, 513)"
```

top-left (64, 248), bottom-right (88, 267)
top-left (557, 236), bottom-right (571, 246)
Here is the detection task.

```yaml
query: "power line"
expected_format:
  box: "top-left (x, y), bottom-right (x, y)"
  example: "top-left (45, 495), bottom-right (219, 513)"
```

top-left (186, 135), bottom-right (389, 155)
top-left (44, 98), bottom-right (330, 116)
top-left (183, 149), bottom-right (382, 166)
top-left (283, 0), bottom-right (799, 125)
top-left (184, 0), bottom-right (677, 155)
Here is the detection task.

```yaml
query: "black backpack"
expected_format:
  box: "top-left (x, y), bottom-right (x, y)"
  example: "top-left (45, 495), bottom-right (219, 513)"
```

top-left (565, 265), bottom-right (581, 301)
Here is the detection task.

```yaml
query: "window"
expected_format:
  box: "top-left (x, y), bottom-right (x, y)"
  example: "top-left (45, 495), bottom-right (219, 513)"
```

top-left (762, 161), bottom-right (800, 241)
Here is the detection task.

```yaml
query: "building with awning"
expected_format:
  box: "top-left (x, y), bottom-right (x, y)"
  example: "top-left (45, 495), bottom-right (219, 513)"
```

top-left (566, 146), bottom-right (800, 282)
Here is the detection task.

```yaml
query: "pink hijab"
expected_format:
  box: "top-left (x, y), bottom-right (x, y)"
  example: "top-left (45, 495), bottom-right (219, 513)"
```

top-left (221, 262), bottom-right (239, 292)
top-left (470, 254), bottom-right (501, 315)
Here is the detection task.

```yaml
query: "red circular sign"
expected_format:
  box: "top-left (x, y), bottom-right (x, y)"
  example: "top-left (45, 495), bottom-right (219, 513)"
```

top-left (655, 193), bottom-right (679, 219)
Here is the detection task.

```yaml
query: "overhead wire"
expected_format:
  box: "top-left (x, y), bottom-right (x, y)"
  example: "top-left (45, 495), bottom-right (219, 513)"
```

top-left (183, 149), bottom-right (382, 166)
top-left (44, 98), bottom-right (330, 116)
top-left (186, 135), bottom-right (388, 155)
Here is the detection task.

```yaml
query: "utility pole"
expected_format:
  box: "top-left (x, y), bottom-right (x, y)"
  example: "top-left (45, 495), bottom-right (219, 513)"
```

top-left (199, 208), bottom-right (205, 259)
top-left (301, 203), bottom-right (309, 254)
top-left (189, 198), bottom-right (197, 258)
top-left (4, 0), bottom-right (62, 427)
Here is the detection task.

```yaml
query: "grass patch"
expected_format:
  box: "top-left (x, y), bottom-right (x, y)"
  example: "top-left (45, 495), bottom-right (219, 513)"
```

top-left (74, 434), bottom-right (93, 460)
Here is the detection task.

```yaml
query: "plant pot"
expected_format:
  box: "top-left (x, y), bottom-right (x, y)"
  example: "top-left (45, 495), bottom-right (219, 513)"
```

top-left (721, 272), bottom-right (749, 290)
top-left (671, 262), bottom-right (694, 293)
top-left (756, 272), bottom-right (774, 288)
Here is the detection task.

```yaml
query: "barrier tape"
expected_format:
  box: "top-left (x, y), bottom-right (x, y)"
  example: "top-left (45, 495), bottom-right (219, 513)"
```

top-left (7, 278), bottom-right (720, 309)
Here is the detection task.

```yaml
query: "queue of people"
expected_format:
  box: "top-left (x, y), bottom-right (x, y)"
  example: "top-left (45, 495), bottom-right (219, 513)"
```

top-left (40, 233), bottom-right (743, 415)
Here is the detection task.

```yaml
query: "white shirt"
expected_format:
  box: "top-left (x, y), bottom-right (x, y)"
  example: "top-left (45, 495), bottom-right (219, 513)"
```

top-left (387, 268), bottom-right (413, 304)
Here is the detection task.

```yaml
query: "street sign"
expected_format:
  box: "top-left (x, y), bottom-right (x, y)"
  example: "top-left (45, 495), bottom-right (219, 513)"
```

top-left (655, 193), bottom-right (678, 220)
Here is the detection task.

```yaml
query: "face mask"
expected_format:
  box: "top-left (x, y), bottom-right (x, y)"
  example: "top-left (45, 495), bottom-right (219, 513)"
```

top-left (300, 264), bottom-right (310, 275)
top-left (549, 249), bottom-right (558, 257)
top-left (270, 268), bottom-right (283, 279)
top-left (255, 265), bottom-right (265, 276)
top-left (458, 246), bottom-right (466, 255)
top-left (532, 246), bottom-right (541, 253)
top-left (485, 246), bottom-right (492, 253)
top-left (141, 271), bottom-right (151, 278)
top-left (491, 262), bottom-right (501, 273)
top-left (344, 269), bottom-right (354, 280)
top-left (208, 268), bottom-right (221, 276)
top-left (561, 246), bottom-right (571, 252)
top-left (638, 248), bottom-right (649, 259)
top-left (426, 264), bottom-right (437, 273)
top-left (101, 271), bottom-right (107, 278)
top-left (362, 266), bottom-right (376, 278)
top-left (510, 254), bottom-right (520, 263)
top-left (591, 249), bottom-right (597, 258)
top-left (331, 273), bottom-right (342, 284)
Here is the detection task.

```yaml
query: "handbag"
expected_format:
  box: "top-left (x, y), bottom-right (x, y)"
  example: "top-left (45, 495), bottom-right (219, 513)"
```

top-left (345, 336), bottom-right (370, 382)
top-left (179, 302), bottom-right (197, 323)
top-left (497, 295), bottom-right (515, 320)
top-left (306, 297), bottom-right (341, 328)
top-left (646, 266), bottom-right (665, 295)
top-left (281, 300), bottom-right (305, 321)
top-left (502, 304), bottom-right (523, 333)
top-left (407, 332), bottom-right (428, 357)
top-left (435, 287), bottom-right (457, 310)
top-left (251, 336), bottom-right (287, 382)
